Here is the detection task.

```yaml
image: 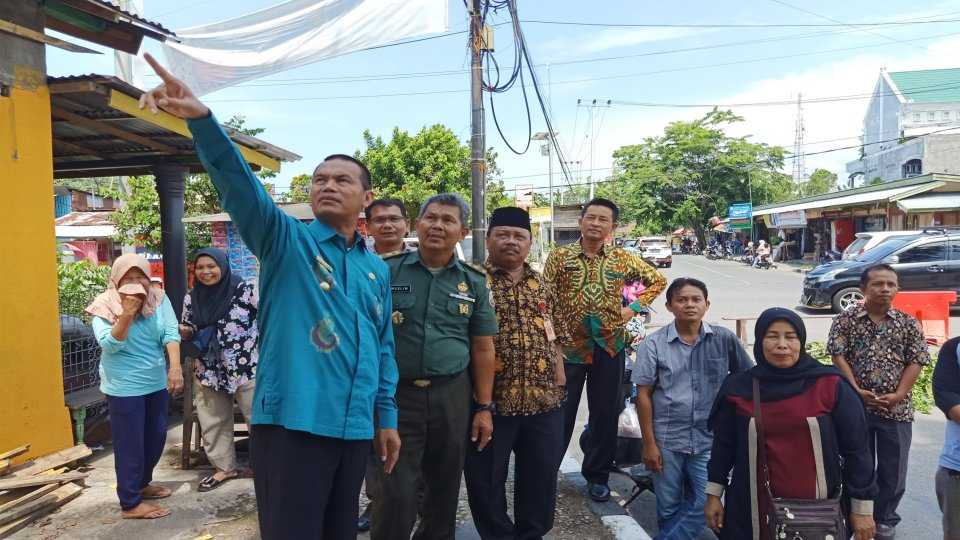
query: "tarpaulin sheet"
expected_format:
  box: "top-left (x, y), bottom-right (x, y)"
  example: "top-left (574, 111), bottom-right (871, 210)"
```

top-left (163, 0), bottom-right (449, 96)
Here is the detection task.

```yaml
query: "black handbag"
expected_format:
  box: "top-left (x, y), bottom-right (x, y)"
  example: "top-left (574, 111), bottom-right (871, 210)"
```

top-left (753, 378), bottom-right (847, 540)
top-left (182, 325), bottom-right (216, 359)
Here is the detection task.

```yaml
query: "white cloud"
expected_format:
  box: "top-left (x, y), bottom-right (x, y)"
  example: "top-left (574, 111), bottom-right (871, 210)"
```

top-left (542, 27), bottom-right (703, 58)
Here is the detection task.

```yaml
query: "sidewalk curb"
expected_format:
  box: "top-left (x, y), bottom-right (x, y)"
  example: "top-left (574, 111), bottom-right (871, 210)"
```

top-left (560, 453), bottom-right (654, 540)
top-left (601, 515), bottom-right (654, 540)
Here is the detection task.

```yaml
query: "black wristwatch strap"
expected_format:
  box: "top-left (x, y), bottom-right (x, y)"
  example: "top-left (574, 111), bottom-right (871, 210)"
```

top-left (473, 401), bottom-right (496, 414)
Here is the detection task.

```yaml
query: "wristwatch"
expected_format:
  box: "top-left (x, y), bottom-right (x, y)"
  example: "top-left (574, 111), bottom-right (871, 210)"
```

top-left (473, 401), bottom-right (497, 414)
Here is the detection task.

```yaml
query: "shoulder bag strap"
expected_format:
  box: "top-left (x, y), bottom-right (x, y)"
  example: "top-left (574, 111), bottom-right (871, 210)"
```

top-left (753, 377), bottom-right (776, 502)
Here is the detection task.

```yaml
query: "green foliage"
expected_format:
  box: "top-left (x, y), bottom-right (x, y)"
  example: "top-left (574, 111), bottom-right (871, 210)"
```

top-left (58, 260), bottom-right (110, 322)
top-left (796, 168), bottom-right (838, 198)
top-left (604, 109), bottom-right (792, 244)
top-left (285, 173), bottom-right (312, 203)
top-left (54, 178), bottom-right (122, 199)
top-left (870, 177), bottom-right (884, 185)
top-left (356, 124), bottom-right (506, 219)
top-left (111, 115), bottom-right (274, 253)
top-left (806, 341), bottom-right (937, 414)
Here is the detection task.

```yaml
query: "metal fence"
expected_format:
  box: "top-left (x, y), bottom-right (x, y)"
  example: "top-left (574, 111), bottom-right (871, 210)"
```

top-left (61, 335), bottom-right (101, 394)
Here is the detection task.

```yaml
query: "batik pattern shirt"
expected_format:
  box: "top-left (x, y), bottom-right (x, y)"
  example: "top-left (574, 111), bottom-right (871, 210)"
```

top-left (182, 281), bottom-right (259, 394)
top-left (485, 263), bottom-right (564, 416)
top-left (543, 240), bottom-right (666, 364)
top-left (827, 307), bottom-right (931, 422)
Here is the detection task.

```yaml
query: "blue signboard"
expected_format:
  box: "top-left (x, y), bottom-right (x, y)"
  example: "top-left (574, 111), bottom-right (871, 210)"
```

top-left (728, 203), bottom-right (753, 220)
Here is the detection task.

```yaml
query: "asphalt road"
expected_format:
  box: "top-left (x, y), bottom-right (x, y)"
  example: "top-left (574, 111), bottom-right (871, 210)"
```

top-left (564, 254), bottom-right (958, 539)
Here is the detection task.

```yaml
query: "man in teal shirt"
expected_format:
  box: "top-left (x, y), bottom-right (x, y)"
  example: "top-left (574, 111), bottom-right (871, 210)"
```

top-left (140, 54), bottom-right (400, 539)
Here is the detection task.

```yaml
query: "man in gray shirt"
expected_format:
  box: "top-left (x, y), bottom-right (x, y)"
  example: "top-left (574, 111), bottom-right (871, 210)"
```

top-left (633, 278), bottom-right (752, 540)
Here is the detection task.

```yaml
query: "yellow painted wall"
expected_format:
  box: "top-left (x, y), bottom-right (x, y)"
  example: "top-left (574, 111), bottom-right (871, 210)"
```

top-left (0, 80), bottom-right (74, 462)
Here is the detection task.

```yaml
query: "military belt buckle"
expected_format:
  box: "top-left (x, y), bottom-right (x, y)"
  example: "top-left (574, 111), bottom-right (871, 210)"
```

top-left (413, 379), bottom-right (431, 388)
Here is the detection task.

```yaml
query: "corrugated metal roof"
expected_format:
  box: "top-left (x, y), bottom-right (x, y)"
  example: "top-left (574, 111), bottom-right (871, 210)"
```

top-left (753, 185), bottom-right (927, 216)
top-left (55, 211), bottom-right (115, 227)
top-left (87, 0), bottom-right (175, 36)
top-left (888, 68), bottom-right (960, 103)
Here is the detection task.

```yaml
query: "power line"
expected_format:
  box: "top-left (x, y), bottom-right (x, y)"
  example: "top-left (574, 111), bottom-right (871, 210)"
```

top-left (766, 0), bottom-right (928, 52)
top-left (518, 17), bottom-right (960, 29)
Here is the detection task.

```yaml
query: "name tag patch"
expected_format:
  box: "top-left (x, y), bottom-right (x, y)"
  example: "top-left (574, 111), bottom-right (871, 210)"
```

top-left (392, 284), bottom-right (412, 293)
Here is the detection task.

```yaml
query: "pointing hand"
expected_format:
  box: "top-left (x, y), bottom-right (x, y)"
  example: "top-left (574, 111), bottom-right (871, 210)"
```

top-left (139, 53), bottom-right (210, 119)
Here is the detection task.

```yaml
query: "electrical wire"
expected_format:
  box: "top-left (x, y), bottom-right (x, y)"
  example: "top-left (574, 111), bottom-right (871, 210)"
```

top-left (517, 17), bottom-right (960, 28)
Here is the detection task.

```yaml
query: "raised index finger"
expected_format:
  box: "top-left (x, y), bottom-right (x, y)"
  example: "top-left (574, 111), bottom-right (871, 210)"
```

top-left (144, 53), bottom-right (176, 83)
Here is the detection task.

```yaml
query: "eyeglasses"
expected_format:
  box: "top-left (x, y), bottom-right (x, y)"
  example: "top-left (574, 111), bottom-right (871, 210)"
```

top-left (369, 216), bottom-right (406, 225)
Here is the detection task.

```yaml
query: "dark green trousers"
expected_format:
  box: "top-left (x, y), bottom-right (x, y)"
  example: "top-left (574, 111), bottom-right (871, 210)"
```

top-left (372, 370), bottom-right (471, 540)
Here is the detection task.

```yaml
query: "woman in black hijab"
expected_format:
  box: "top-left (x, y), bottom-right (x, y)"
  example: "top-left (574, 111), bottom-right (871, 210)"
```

top-left (703, 308), bottom-right (877, 540)
top-left (179, 248), bottom-right (259, 492)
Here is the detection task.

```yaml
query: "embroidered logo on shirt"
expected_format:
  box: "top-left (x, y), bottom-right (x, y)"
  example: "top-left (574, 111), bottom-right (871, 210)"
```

top-left (458, 281), bottom-right (469, 293)
top-left (313, 255), bottom-right (335, 292)
top-left (392, 311), bottom-right (404, 325)
top-left (310, 317), bottom-right (340, 352)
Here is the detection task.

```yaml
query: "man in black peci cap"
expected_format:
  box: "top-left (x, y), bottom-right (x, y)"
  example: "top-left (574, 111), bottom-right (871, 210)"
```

top-left (464, 207), bottom-right (567, 539)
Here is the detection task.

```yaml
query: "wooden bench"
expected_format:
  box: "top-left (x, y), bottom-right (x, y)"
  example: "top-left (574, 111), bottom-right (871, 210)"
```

top-left (63, 387), bottom-right (106, 444)
top-left (721, 314), bottom-right (836, 345)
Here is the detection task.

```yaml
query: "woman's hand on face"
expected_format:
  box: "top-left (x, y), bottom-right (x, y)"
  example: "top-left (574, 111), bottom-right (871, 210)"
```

top-left (120, 294), bottom-right (143, 316)
top-left (849, 513), bottom-right (875, 540)
top-left (704, 494), bottom-right (724, 533)
top-left (179, 324), bottom-right (194, 340)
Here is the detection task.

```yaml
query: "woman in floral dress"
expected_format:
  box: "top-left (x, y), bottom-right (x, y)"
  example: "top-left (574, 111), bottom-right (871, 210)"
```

top-left (180, 248), bottom-right (259, 491)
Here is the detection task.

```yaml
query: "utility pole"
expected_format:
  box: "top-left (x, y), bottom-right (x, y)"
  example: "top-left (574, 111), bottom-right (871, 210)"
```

top-left (469, 0), bottom-right (488, 263)
top-left (792, 93), bottom-right (806, 184)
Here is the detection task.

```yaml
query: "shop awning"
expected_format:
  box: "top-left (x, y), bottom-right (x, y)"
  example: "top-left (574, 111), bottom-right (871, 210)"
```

top-left (56, 225), bottom-right (114, 238)
top-left (897, 193), bottom-right (960, 213)
top-left (753, 184), bottom-right (932, 217)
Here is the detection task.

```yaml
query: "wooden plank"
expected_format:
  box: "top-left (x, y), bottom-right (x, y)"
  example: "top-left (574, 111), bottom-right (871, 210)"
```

top-left (0, 462), bottom-right (8, 477)
top-left (48, 81), bottom-right (109, 95)
top-left (0, 447), bottom-right (29, 462)
top-left (54, 139), bottom-right (105, 159)
top-left (12, 445), bottom-right (91, 478)
top-left (0, 483), bottom-right (83, 527)
top-left (0, 473), bottom-right (88, 491)
top-left (0, 484), bottom-right (83, 538)
top-left (108, 90), bottom-right (283, 172)
top-left (0, 484), bottom-right (59, 515)
top-left (51, 106), bottom-right (179, 154)
top-left (0, 19), bottom-right (100, 54)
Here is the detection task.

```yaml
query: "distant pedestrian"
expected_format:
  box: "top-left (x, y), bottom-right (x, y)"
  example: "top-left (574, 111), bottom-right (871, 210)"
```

top-left (464, 207), bottom-right (566, 539)
top-left (544, 197), bottom-right (666, 503)
top-left (139, 54), bottom-right (400, 539)
top-left (87, 254), bottom-right (183, 520)
top-left (373, 193), bottom-right (498, 540)
top-left (179, 248), bottom-right (258, 492)
top-left (633, 278), bottom-right (752, 540)
top-left (828, 264), bottom-right (931, 540)
top-left (705, 308), bottom-right (877, 540)
top-left (934, 336), bottom-right (960, 540)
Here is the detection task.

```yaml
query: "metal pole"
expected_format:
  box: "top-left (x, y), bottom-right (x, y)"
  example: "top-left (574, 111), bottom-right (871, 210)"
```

top-left (748, 171), bottom-right (755, 243)
top-left (469, 0), bottom-right (486, 263)
top-left (548, 138), bottom-right (554, 245)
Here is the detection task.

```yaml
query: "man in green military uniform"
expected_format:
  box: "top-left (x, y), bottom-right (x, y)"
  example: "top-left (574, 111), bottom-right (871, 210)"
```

top-left (372, 193), bottom-right (498, 540)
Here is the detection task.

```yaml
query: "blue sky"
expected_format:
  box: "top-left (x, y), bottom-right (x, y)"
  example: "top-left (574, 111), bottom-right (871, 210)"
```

top-left (45, 0), bottom-right (960, 195)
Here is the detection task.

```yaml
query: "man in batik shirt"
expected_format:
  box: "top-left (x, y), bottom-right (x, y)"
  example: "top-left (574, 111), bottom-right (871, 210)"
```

top-left (464, 206), bottom-right (566, 539)
top-left (828, 263), bottom-right (930, 540)
top-left (543, 198), bottom-right (666, 502)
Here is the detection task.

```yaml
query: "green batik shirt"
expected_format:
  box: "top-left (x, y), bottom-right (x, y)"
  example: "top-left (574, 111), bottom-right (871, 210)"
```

top-left (543, 240), bottom-right (666, 364)
top-left (385, 250), bottom-right (499, 378)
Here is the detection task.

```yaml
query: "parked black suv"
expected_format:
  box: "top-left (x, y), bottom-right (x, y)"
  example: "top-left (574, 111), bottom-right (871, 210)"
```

top-left (801, 228), bottom-right (960, 313)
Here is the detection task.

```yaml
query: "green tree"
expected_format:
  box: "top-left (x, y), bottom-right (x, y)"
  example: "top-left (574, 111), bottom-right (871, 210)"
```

top-left (604, 109), bottom-right (791, 244)
top-left (111, 115), bottom-right (274, 253)
top-left (796, 168), bottom-right (837, 197)
top-left (356, 124), bottom-right (503, 219)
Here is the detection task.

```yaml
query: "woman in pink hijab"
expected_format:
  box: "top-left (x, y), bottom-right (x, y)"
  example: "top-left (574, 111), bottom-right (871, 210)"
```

top-left (86, 254), bottom-right (183, 520)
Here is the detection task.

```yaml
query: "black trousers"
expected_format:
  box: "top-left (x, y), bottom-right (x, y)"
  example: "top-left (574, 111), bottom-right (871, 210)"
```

top-left (867, 413), bottom-right (913, 528)
top-left (561, 347), bottom-right (625, 485)
top-left (372, 370), bottom-right (472, 540)
top-left (464, 408), bottom-right (564, 540)
top-left (251, 424), bottom-right (369, 540)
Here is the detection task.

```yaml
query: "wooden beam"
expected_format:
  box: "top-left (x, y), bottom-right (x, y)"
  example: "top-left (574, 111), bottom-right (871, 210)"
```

top-left (0, 448), bottom-right (28, 463)
top-left (51, 106), bottom-right (179, 154)
top-left (0, 472), bottom-right (87, 491)
top-left (0, 483), bottom-right (82, 537)
top-left (53, 139), bottom-right (104, 159)
top-left (107, 90), bottom-right (283, 172)
top-left (0, 484), bottom-right (59, 517)
top-left (0, 19), bottom-right (99, 54)
top-left (48, 81), bottom-right (108, 95)
top-left (11, 445), bottom-right (91, 478)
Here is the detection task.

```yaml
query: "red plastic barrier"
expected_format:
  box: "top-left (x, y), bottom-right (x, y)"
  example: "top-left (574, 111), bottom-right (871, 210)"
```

top-left (891, 290), bottom-right (957, 346)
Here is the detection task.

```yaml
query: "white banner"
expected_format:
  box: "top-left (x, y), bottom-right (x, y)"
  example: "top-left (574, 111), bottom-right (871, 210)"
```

top-left (163, 0), bottom-right (449, 96)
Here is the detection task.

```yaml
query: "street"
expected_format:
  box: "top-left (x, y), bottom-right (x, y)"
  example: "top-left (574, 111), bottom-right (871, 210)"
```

top-left (562, 254), bottom-right (957, 539)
